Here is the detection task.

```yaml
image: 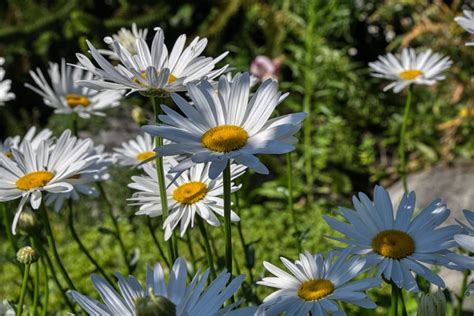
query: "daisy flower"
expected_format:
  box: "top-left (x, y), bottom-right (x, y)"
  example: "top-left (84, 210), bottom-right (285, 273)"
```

top-left (99, 23), bottom-right (149, 59)
top-left (75, 27), bottom-right (229, 96)
top-left (113, 133), bottom-right (155, 167)
top-left (324, 185), bottom-right (474, 292)
top-left (0, 57), bottom-right (15, 105)
top-left (25, 59), bottom-right (124, 119)
top-left (0, 130), bottom-right (102, 234)
top-left (68, 257), bottom-right (253, 315)
top-left (454, 209), bottom-right (474, 295)
top-left (455, 10), bottom-right (474, 46)
top-left (257, 248), bottom-right (379, 316)
top-left (128, 158), bottom-right (245, 240)
top-left (368, 48), bottom-right (452, 93)
top-left (45, 145), bottom-right (115, 212)
top-left (1, 126), bottom-right (52, 159)
top-left (143, 73), bottom-right (306, 179)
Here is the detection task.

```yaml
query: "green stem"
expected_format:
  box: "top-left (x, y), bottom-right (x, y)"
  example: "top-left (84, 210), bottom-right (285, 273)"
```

top-left (40, 256), bottom-right (49, 316)
top-left (287, 153), bottom-right (301, 252)
top-left (97, 182), bottom-right (131, 273)
top-left (390, 283), bottom-right (399, 316)
top-left (71, 113), bottom-right (78, 137)
top-left (146, 218), bottom-right (170, 269)
top-left (399, 88), bottom-right (412, 193)
top-left (303, 0), bottom-right (317, 204)
top-left (151, 96), bottom-right (176, 263)
top-left (399, 287), bottom-right (407, 316)
top-left (234, 191), bottom-right (255, 283)
top-left (223, 162), bottom-right (233, 275)
top-left (197, 217), bottom-right (217, 279)
top-left (2, 203), bottom-right (18, 250)
top-left (30, 238), bottom-right (39, 316)
top-left (16, 264), bottom-right (30, 316)
top-left (67, 201), bottom-right (115, 285)
top-left (38, 203), bottom-right (76, 291)
top-left (185, 233), bottom-right (196, 271)
top-left (456, 269), bottom-right (470, 316)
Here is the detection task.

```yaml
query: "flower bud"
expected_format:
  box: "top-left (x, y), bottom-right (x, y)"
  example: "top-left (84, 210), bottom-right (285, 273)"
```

top-left (18, 209), bottom-right (40, 235)
top-left (135, 290), bottom-right (176, 316)
top-left (131, 106), bottom-right (147, 126)
top-left (418, 289), bottom-right (446, 316)
top-left (16, 246), bottom-right (39, 264)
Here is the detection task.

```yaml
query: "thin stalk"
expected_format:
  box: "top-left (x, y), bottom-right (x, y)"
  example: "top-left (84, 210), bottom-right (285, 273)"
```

top-left (71, 114), bottom-right (78, 137)
top-left (39, 256), bottom-right (49, 316)
top-left (456, 269), bottom-right (470, 316)
top-left (390, 283), bottom-right (399, 316)
top-left (151, 96), bottom-right (176, 263)
top-left (197, 217), bottom-right (216, 279)
top-left (67, 201), bottom-right (114, 285)
top-left (399, 288), bottom-right (407, 316)
top-left (33, 235), bottom-right (74, 311)
top-left (303, 0), bottom-right (317, 204)
top-left (16, 264), bottom-right (30, 316)
top-left (146, 218), bottom-right (170, 269)
top-left (287, 153), bottom-right (301, 252)
top-left (185, 233), bottom-right (196, 271)
top-left (97, 182), bottom-right (131, 273)
top-left (38, 203), bottom-right (76, 291)
top-left (234, 190), bottom-right (254, 283)
top-left (223, 162), bottom-right (233, 275)
top-left (2, 203), bottom-right (18, 250)
top-left (29, 238), bottom-right (40, 316)
top-left (399, 88), bottom-right (412, 193)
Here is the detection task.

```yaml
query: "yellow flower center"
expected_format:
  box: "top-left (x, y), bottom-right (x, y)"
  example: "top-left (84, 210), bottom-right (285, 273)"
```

top-left (16, 171), bottom-right (54, 191)
top-left (372, 229), bottom-right (415, 259)
top-left (201, 125), bottom-right (248, 153)
top-left (399, 69), bottom-right (423, 80)
top-left (136, 151), bottom-right (156, 161)
top-left (297, 279), bottom-right (335, 301)
top-left (172, 182), bottom-right (208, 204)
top-left (65, 94), bottom-right (91, 108)
top-left (4, 151), bottom-right (13, 158)
top-left (132, 72), bottom-right (177, 87)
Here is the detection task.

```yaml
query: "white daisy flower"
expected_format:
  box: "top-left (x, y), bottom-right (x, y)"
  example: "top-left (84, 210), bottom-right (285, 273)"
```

top-left (75, 27), bottom-right (229, 96)
top-left (113, 133), bottom-right (155, 167)
top-left (454, 209), bottom-right (474, 253)
top-left (368, 48), bottom-right (452, 93)
top-left (99, 23), bottom-right (149, 59)
top-left (68, 257), bottom-right (254, 316)
top-left (324, 185), bottom-right (474, 292)
top-left (0, 130), bottom-right (102, 234)
top-left (455, 10), bottom-right (474, 46)
top-left (143, 73), bottom-right (306, 179)
top-left (128, 158), bottom-right (245, 240)
top-left (1, 126), bottom-right (53, 158)
top-left (25, 59), bottom-right (124, 119)
top-left (257, 248), bottom-right (379, 316)
top-left (45, 145), bottom-right (115, 212)
top-left (0, 57), bottom-right (15, 105)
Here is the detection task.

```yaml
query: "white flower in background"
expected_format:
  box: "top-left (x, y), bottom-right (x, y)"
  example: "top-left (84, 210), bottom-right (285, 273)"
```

top-left (257, 248), bottom-right (379, 316)
top-left (113, 133), bottom-right (155, 168)
top-left (68, 257), bottom-right (253, 315)
top-left (1, 127), bottom-right (53, 158)
top-left (128, 158), bottom-right (245, 240)
top-left (0, 130), bottom-right (101, 234)
top-left (76, 27), bottom-right (229, 95)
top-left (0, 57), bottom-right (15, 105)
top-left (45, 145), bottom-right (115, 212)
top-left (455, 10), bottom-right (474, 46)
top-left (417, 289), bottom-right (446, 316)
top-left (144, 73), bottom-right (306, 179)
top-left (99, 23), bottom-right (149, 59)
top-left (25, 59), bottom-right (124, 119)
top-left (368, 48), bottom-right (452, 93)
top-left (324, 185), bottom-right (474, 292)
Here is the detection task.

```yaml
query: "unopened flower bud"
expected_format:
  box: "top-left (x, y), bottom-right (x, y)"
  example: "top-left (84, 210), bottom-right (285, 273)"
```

top-left (16, 246), bottom-right (39, 264)
top-left (131, 106), bottom-right (147, 126)
top-left (18, 209), bottom-right (39, 235)
top-left (135, 289), bottom-right (176, 316)
top-left (418, 289), bottom-right (446, 316)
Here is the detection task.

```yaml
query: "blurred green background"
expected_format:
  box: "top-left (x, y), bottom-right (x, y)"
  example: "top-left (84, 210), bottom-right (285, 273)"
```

top-left (1, 0), bottom-right (474, 314)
